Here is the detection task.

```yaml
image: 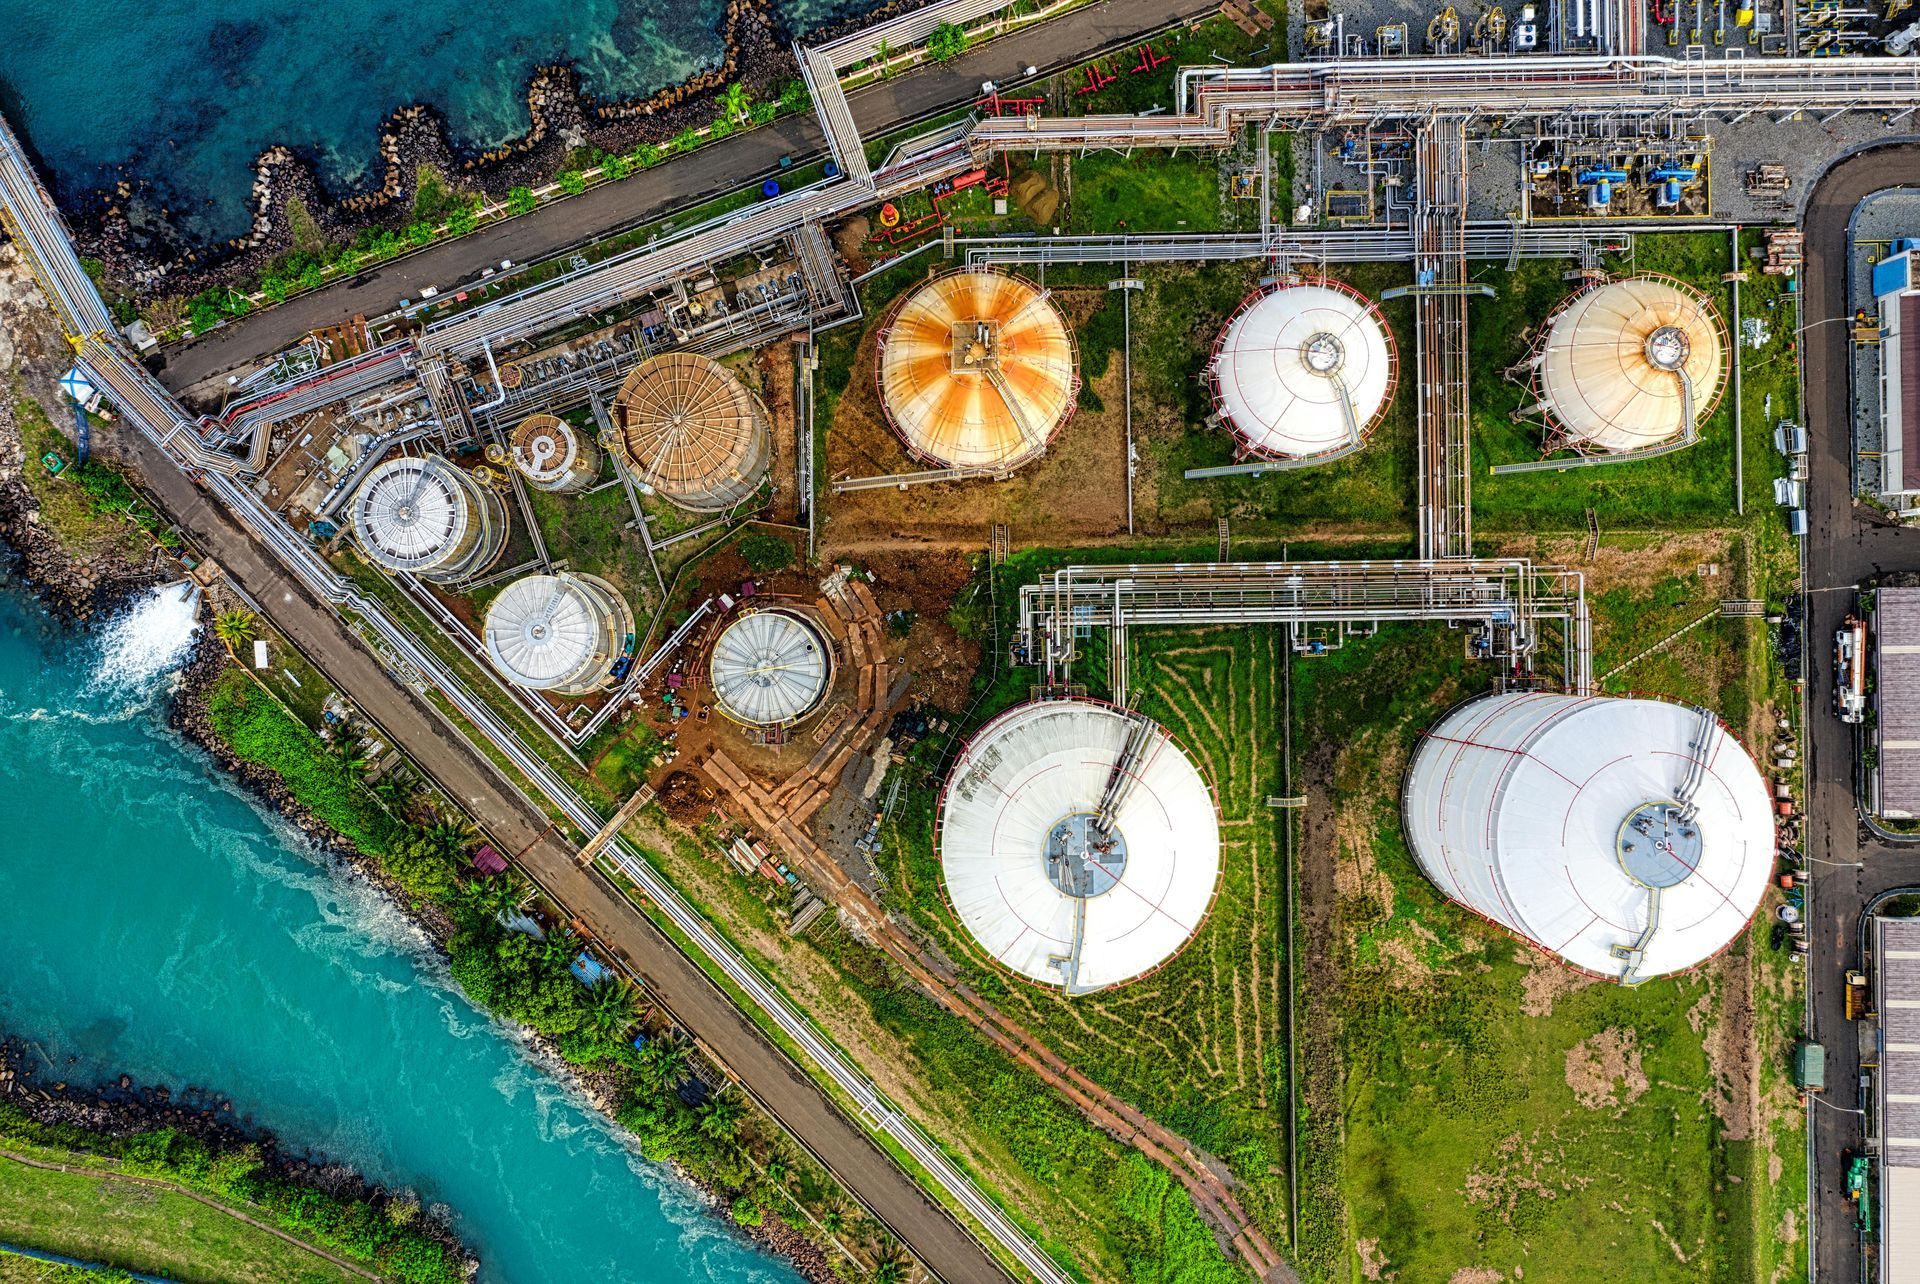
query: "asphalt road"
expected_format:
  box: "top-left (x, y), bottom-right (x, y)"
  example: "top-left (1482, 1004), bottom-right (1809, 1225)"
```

top-left (156, 0), bottom-right (1225, 400)
top-left (1799, 142), bottom-right (1920, 1284)
top-left (105, 425), bottom-right (1015, 1284)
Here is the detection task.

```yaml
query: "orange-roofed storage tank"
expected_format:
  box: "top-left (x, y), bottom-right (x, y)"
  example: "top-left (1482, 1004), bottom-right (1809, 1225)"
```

top-left (877, 270), bottom-right (1077, 474)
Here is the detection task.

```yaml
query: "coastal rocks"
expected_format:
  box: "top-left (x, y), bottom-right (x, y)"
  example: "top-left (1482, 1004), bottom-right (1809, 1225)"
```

top-left (78, 0), bottom-right (950, 298)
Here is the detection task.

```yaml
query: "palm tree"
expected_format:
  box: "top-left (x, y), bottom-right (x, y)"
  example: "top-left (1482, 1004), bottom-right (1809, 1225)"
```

top-left (425, 816), bottom-right (477, 860)
top-left (638, 1035), bottom-right (690, 1091)
top-left (697, 1089), bottom-right (745, 1141)
top-left (371, 768), bottom-right (416, 814)
top-left (459, 873), bottom-right (524, 923)
top-left (212, 608), bottom-right (258, 655)
top-left (326, 734), bottom-right (369, 777)
top-left (541, 925), bottom-right (583, 969)
top-left (585, 978), bottom-right (636, 1037)
top-left (721, 82), bottom-right (753, 124)
top-left (873, 37), bottom-right (893, 78)
top-left (870, 1248), bottom-right (912, 1284)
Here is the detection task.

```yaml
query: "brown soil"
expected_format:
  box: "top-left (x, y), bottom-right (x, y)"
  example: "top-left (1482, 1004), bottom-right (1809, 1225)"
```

top-left (658, 770), bottom-right (722, 827)
top-left (1563, 1028), bottom-right (1649, 1112)
top-left (759, 342), bottom-right (803, 526)
top-left (822, 287), bottom-right (1129, 555)
top-left (1512, 530), bottom-right (1733, 597)
top-left (1517, 948), bottom-right (1603, 1018)
top-left (1357, 1237), bottom-right (1391, 1280)
top-left (1448, 1271), bottom-right (1506, 1284)
top-left (863, 549), bottom-right (980, 711)
top-left (1705, 944), bottom-right (1758, 1141)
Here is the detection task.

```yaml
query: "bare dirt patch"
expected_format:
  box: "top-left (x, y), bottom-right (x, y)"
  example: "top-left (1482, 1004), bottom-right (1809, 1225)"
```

top-left (1448, 1268), bottom-right (1507, 1284)
top-left (1357, 1237), bottom-right (1391, 1280)
top-left (1705, 947), bottom-right (1758, 1141)
top-left (866, 548), bottom-right (981, 710)
top-left (1503, 530), bottom-right (1733, 597)
top-left (822, 287), bottom-right (1129, 553)
top-left (1564, 1028), bottom-right (1649, 1112)
top-left (1518, 948), bottom-right (1602, 1018)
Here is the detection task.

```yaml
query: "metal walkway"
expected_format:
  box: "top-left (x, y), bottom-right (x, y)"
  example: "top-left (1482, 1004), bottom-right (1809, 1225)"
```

top-left (1413, 120), bottom-right (1473, 560)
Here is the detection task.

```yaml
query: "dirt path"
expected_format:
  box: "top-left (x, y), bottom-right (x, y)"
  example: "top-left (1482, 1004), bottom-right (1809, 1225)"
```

top-left (0, 1146), bottom-right (381, 1280)
top-left (1293, 740), bottom-right (1349, 1256)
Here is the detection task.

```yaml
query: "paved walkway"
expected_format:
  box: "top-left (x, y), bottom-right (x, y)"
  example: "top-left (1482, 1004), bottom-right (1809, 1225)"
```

top-left (158, 0), bottom-right (1220, 401)
top-left (103, 426), bottom-right (1013, 1284)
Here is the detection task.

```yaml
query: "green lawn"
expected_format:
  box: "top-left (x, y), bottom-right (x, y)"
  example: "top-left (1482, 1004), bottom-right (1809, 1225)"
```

top-left (0, 1153), bottom-right (359, 1284)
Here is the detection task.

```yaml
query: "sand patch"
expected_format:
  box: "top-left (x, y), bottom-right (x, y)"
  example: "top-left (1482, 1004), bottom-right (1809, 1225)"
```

top-left (1564, 1028), bottom-right (1649, 1111)
top-left (1519, 948), bottom-right (1602, 1017)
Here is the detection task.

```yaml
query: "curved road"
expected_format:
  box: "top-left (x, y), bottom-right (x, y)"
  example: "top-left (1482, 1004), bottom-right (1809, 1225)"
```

top-left (156, 0), bottom-right (1222, 400)
top-left (1801, 140), bottom-right (1920, 1284)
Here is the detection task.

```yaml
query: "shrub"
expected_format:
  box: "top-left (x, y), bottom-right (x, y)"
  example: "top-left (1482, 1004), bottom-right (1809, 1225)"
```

top-left (447, 200), bottom-right (480, 237)
top-left (736, 532), bottom-right (795, 574)
top-left (506, 186), bottom-right (537, 216)
top-left (557, 170), bottom-right (588, 197)
top-left (928, 21), bottom-right (970, 60)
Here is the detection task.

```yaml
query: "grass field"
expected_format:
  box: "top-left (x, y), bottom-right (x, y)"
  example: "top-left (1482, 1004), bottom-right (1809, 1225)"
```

top-left (0, 1151), bottom-right (359, 1284)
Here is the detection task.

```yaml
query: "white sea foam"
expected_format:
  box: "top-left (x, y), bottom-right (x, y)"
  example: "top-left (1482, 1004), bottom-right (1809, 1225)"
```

top-left (89, 581), bottom-right (201, 697)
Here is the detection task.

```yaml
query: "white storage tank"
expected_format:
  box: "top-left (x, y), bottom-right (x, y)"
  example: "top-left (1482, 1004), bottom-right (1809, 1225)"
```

top-left (1534, 275), bottom-right (1727, 453)
top-left (707, 608), bottom-right (833, 727)
top-left (349, 455), bottom-right (508, 586)
top-left (508, 413), bottom-right (601, 494)
top-left (1208, 277), bottom-right (1397, 461)
top-left (1401, 691), bottom-right (1774, 982)
top-left (482, 572), bottom-right (634, 696)
top-left (939, 699), bottom-right (1221, 993)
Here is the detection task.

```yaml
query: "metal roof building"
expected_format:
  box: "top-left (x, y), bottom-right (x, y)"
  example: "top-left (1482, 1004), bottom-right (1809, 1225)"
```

top-left (1534, 275), bottom-right (1727, 454)
top-left (708, 608), bottom-right (833, 727)
top-left (1878, 588), bottom-right (1920, 819)
top-left (349, 455), bottom-right (508, 586)
top-left (1402, 692), bottom-right (1773, 981)
top-left (877, 270), bottom-right (1077, 474)
top-left (508, 413), bottom-right (601, 494)
top-left (938, 700), bottom-right (1220, 993)
top-left (1878, 915), bottom-right (1920, 1284)
top-left (482, 572), bottom-right (634, 695)
top-left (613, 353), bottom-right (771, 512)
top-left (1875, 246), bottom-right (1920, 509)
top-left (1208, 278), bottom-right (1397, 462)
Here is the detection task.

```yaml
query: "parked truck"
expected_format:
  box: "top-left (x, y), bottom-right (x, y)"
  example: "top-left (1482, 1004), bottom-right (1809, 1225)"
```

top-left (1795, 1040), bottom-right (1827, 1093)
top-left (1837, 615), bottom-right (1867, 724)
top-left (1848, 1153), bottom-right (1874, 1234)
top-left (1847, 969), bottom-right (1871, 1020)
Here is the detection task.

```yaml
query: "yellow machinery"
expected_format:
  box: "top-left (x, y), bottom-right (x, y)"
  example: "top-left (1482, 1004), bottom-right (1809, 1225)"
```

top-left (1428, 4), bottom-right (1460, 47)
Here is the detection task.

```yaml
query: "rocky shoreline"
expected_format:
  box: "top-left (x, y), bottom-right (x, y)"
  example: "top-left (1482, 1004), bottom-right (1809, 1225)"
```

top-left (0, 383), bottom-right (836, 1284)
top-left (82, 0), bottom-right (947, 296)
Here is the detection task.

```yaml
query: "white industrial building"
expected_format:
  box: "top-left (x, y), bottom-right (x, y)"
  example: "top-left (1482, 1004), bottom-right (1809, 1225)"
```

top-left (1207, 277), bottom-right (1397, 462)
top-left (939, 700), bottom-right (1220, 993)
top-left (1875, 244), bottom-right (1920, 511)
top-left (1401, 691), bottom-right (1773, 982)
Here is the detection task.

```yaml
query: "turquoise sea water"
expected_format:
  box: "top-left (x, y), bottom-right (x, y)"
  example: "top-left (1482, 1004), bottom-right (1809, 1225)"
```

top-left (0, 578), bottom-right (798, 1284)
top-left (0, 0), bottom-right (849, 245)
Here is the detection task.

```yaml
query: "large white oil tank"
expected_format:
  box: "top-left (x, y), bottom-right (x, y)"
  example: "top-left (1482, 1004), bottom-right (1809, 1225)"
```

top-left (877, 270), bottom-right (1078, 474)
top-left (509, 413), bottom-right (601, 494)
top-left (349, 455), bottom-right (507, 586)
top-left (1402, 692), bottom-right (1774, 982)
top-left (482, 572), bottom-right (634, 695)
top-left (1208, 277), bottom-right (1397, 461)
top-left (707, 608), bottom-right (833, 727)
top-left (939, 699), bottom-right (1221, 993)
top-left (1534, 275), bottom-right (1727, 453)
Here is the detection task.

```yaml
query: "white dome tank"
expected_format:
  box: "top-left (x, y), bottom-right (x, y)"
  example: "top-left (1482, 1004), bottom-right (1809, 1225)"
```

top-left (350, 455), bottom-right (508, 585)
top-left (482, 572), bottom-right (634, 695)
top-left (1208, 277), bottom-right (1397, 461)
top-left (939, 700), bottom-right (1221, 993)
top-left (509, 414), bottom-right (601, 493)
top-left (1535, 275), bottom-right (1727, 453)
top-left (1401, 692), bottom-right (1774, 982)
top-left (708, 608), bottom-right (832, 727)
